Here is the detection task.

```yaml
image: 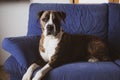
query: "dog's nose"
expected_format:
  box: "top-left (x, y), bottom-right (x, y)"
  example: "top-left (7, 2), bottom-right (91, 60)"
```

top-left (47, 25), bottom-right (54, 30)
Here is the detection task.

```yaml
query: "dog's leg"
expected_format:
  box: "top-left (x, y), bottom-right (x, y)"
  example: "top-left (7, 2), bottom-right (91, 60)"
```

top-left (22, 63), bottom-right (39, 80)
top-left (32, 63), bottom-right (52, 80)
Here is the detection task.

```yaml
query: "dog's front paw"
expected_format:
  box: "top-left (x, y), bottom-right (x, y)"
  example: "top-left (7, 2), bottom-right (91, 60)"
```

top-left (32, 72), bottom-right (42, 80)
top-left (22, 73), bottom-right (31, 80)
top-left (88, 57), bottom-right (99, 62)
top-left (32, 77), bottom-right (41, 80)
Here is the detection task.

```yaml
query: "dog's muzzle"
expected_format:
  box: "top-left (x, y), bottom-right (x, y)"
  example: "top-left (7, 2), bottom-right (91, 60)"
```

top-left (46, 24), bottom-right (55, 35)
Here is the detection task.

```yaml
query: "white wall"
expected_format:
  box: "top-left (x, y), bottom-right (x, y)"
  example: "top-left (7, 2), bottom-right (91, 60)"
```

top-left (0, 2), bottom-right (30, 65)
top-left (31, 0), bottom-right (70, 3)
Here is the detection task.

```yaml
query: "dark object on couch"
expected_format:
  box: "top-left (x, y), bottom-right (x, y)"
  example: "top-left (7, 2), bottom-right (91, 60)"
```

top-left (2, 3), bottom-right (120, 80)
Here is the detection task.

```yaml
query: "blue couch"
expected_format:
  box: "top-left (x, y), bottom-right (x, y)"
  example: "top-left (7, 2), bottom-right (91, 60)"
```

top-left (2, 3), bottom-right (120, 80)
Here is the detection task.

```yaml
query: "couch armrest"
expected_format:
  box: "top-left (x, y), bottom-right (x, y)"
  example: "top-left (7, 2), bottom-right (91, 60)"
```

top-left (2, 35), bottom-right (40, 68)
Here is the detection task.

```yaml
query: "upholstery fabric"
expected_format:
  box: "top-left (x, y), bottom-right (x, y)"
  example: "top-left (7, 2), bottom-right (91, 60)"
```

top-left (115, 60), bottom-right (120, 66)
top-left (46, 62), bottom-right (120, 80)
top-left (108, 3), bottom-right (120, 54)
top-left (108, 3), bottom-right (120, 66)
top-left (27, 3), bottom-right (108, 39)
top-left (4, 56), bottom-right (24, 80)
top-left (4, 56), bottom-right (120, 80)
top-left (2, 36), bottom-right (40, 68)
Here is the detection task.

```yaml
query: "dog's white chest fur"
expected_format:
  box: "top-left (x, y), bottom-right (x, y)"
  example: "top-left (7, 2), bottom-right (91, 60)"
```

top-left (40, 36), bottom-right (59, 62)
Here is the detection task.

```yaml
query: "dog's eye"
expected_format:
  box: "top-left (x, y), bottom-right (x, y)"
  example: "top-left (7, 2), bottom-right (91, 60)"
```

top-left (42, 18), bottom-right (48, 22)
top-left (53, 18), bottom-right (59, 23)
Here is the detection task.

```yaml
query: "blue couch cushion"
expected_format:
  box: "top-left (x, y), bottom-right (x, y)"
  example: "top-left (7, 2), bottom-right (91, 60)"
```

top-left (115, 59), bottom-right (120, 66)
top-left (108, 3), bottom-right (120, 53)
top-left (36, 62), bottom-right (120, 80)
top-left (4, 55), bottom-right (120, 80)
top-left (27, 3), bottom-right (108, 39)
top-left (107, 3), bottom-right (120, 68)
top-left (4, 56), bottom-right (25, 80)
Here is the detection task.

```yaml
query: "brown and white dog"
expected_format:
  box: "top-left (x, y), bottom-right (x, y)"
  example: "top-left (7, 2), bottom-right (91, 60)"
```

top-left (22, 10), bottom-right (110, 80)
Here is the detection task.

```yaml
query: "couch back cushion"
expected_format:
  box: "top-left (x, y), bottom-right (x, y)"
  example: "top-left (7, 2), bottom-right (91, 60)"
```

top-left (27, 3), bottom-right (108, 39)
top-left (108, 3), bottom-right (120, 53)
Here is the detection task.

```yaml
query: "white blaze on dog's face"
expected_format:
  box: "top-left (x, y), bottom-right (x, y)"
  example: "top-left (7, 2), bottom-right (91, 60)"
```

top-left (38, 10), bottom-right (66, 37)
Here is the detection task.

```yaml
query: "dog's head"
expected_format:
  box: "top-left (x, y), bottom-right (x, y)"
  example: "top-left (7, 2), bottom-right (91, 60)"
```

top-left (38, 10), bottom-right (66, 36)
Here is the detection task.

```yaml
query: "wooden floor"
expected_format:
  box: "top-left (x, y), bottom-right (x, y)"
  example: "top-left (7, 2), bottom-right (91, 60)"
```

top-left (0, 66), bottom-right (9, 80)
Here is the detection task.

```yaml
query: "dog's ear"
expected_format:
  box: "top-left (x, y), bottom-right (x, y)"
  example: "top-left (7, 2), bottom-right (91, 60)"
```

top-left (58, 11), bottom-right (66, 23)
top-left (38, 11), bottom-right (44, 19)
top-left (37, 11), bottom-right (44, 22)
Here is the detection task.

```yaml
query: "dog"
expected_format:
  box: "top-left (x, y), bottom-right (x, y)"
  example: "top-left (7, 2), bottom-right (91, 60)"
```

top-left (22, 10), bottom-right (111, 80)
